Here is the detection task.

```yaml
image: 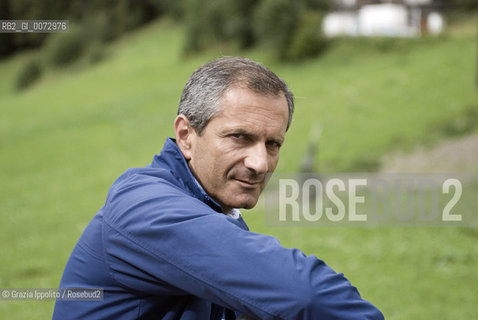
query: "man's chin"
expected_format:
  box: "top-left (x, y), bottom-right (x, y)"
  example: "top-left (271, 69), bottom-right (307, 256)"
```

top-left (222, 195), bottom-right (258, 211)
top-left (225, 195), bottom-right (259, 210)
top-left (218, 183), bottom-right (262, 211)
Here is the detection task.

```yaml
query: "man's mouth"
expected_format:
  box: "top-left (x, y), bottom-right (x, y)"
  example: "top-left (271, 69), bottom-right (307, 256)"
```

top-left (233, 178), bottom-right (262, 188)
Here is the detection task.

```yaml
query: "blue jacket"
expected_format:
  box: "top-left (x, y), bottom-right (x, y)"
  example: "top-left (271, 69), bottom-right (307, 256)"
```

top-left (53, 138), bottom-right (384, 319)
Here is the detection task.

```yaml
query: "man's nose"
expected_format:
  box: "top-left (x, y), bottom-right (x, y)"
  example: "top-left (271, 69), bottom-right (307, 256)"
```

top-left (244, 143), bottom-right (269, 174)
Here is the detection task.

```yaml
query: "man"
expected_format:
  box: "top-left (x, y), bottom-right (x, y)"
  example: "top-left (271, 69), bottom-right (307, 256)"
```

top-left (53, 57), bottom-right (384, 319)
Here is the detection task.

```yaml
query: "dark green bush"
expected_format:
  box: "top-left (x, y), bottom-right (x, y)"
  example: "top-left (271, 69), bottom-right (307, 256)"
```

top-left (447, 0), bottom-right (478, 10)
top-left (304, 0), bottom-right (332, 11)
top-left (87, 44), bottom-right (107, 64)
top-left (112, 0), bottom-right (154, 33)
top-left (182, 0), bottom-right (257, 54)
top-left (15, 60), bottom-right (42, 91)
top-left (253, 0), bottom-right (301, 60)
top-left (84, 14), bottom-right (119, 44)
top-left (182, 0), bottom-right (227, 53)
top-left (45, 25), bottom-right (87, 66)
top-left (222, 0), bottom-right (258, 49)
top-left (182, 0), bottom-right (331, 61)
top-left (287, 11), bottom-right (329, 61)
top-left (439, 104), bottom-right (478, 136)
top-left (0, 0), bottom-right (67, 57)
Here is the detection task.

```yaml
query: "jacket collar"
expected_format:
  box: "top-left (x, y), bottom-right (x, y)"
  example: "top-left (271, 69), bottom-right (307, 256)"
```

top-left (152, 138), bottom-right (224, 213)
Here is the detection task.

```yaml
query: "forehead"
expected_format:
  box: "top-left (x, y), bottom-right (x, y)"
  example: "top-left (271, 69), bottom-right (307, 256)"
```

top-left (212, 86), bottom-right (289, 132)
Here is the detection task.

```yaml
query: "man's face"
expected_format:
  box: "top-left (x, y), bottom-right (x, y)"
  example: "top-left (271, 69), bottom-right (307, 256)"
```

top-left (187, 86), bottom-right (289, 213)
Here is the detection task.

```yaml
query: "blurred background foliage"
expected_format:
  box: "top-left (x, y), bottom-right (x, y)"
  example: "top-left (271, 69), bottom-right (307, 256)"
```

top-left (1, 0), bottom-right (477, 90)
top-left (1, 0), bottom-right (478, 319)
top-left (1, 0), bottom-right (477, 58)
top-left (1, 0), bottom-right (332, 58)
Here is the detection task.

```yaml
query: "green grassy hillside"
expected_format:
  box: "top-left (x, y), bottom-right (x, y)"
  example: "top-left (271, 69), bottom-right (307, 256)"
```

top-left (1, 18), bottom-right (477, 318)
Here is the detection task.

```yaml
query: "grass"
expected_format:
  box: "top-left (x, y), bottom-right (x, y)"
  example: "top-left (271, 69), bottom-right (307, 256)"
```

top-left (1, 16), bottom-right (477, 318)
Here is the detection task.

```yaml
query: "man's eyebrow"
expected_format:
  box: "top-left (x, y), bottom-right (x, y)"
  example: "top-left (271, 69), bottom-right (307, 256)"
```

top-left (223, 128), bottom-right (250, 135)
top-left (221, 128), bottom-right (284, 144)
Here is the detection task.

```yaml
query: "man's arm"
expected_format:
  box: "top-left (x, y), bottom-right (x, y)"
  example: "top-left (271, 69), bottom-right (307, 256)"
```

top-left (103, 181), bottom-right (384, 319)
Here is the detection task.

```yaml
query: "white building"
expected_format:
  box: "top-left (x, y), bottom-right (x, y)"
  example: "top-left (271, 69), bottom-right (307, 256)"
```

top-left (323, 1), bottom-right (445, 37)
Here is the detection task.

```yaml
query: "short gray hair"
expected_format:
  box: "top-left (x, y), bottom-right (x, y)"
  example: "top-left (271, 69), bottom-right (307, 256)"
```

top-left (178, 56), bottom-right (294, 135)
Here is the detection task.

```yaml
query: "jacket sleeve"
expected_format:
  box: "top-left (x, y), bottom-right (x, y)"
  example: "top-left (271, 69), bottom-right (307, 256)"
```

top-left (103, 178), bottom-right (384, 320)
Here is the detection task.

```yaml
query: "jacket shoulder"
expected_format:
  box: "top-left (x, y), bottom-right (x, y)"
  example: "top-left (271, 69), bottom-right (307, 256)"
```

top-left (103, 167), bottom-right (215, 230)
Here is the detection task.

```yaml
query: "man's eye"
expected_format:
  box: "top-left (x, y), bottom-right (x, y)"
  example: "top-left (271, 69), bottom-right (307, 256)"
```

top-left (267, 141), bottom-right (282, 150)
top-left (230, 133), bottom-right (246, 140)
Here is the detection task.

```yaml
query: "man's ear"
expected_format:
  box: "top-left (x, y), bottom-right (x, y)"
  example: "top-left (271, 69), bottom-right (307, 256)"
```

top-left (174, 115), bottom-right (196, 161)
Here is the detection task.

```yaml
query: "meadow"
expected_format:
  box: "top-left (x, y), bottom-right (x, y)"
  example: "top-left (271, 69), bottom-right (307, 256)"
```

top-left (0, 17), bottom-right (477, 318)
